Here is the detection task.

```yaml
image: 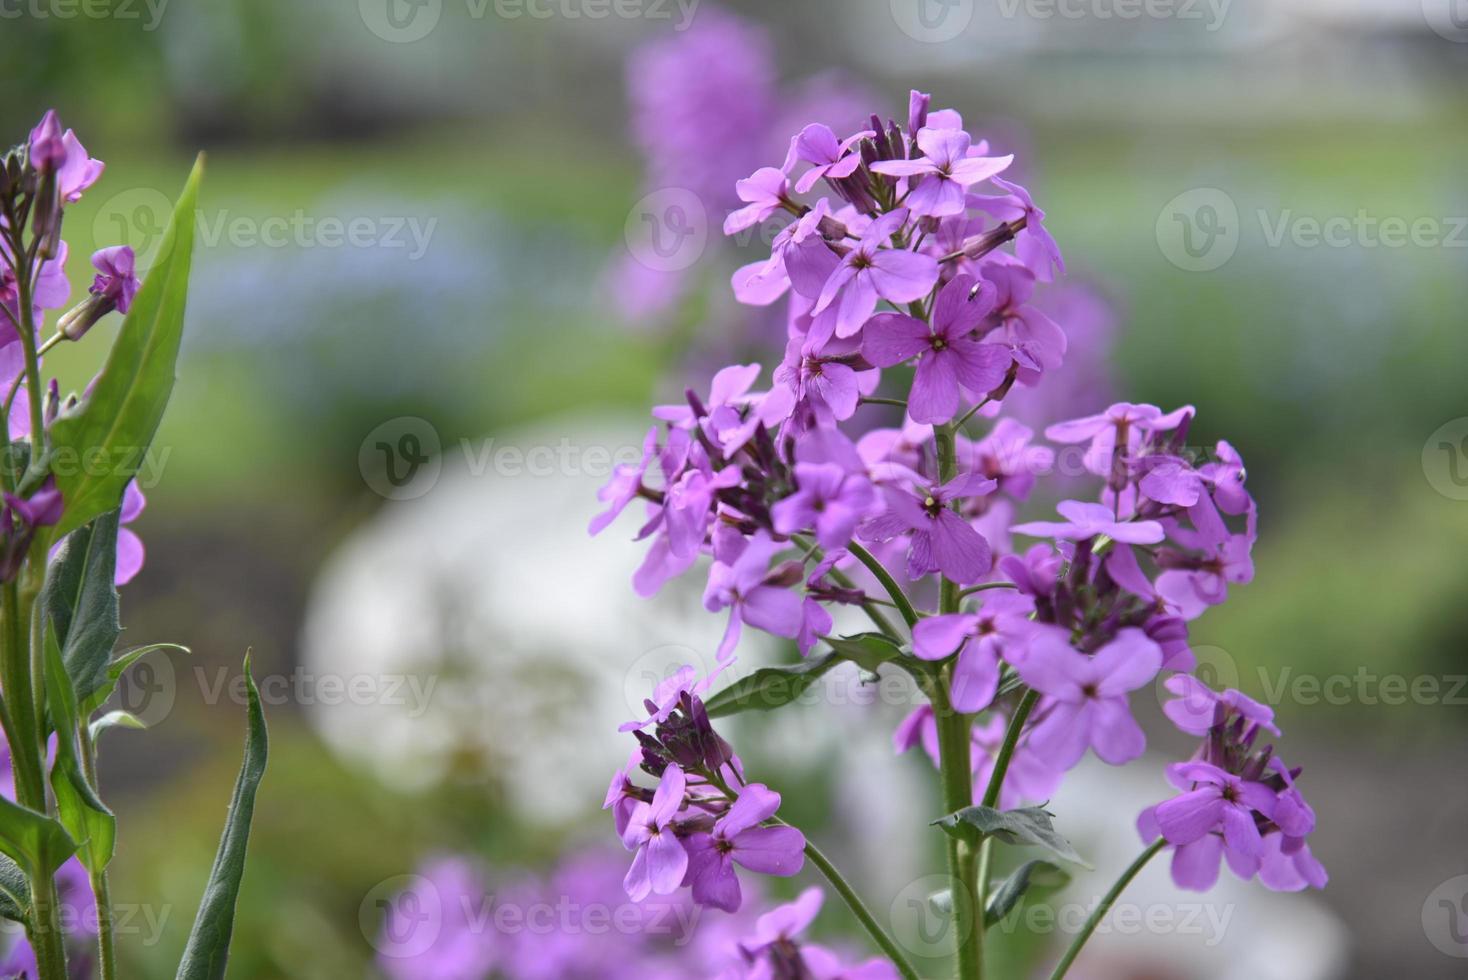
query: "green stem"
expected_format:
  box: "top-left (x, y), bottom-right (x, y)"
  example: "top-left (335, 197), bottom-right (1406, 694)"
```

top-left (972, 687), bottom-right (1040, 945)
top-left (796, 829), bottom-right (922, 980)
top-left (81, 728), bottom-right (117, 980)
top-left (791, 535), bottom-right (900, 640)
top-left (845, 542), bottom-right (920, 630)
top-left (1047, 839), bottom-right (1167, 980)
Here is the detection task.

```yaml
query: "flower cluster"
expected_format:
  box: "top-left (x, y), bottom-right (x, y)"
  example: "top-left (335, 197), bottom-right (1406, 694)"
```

top-left (596, 86), bottom-right (1323, 971)
top-left (0, 111), bottom-right (147, 583)
top-left (1140, 678), bottom-right (1327, 892)
top-left (607, 670), bottom-right (805, 913)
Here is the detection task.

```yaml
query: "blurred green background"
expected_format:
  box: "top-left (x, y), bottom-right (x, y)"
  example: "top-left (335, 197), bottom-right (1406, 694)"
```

top-left (3, 0), bottom-right (1466, 977)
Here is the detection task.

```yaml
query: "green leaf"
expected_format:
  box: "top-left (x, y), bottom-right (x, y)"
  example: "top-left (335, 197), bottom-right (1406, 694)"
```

top-left (0, 855), bottom-right (31, 926)
top-left (80, 643), bottom-right (190, 717)
top-left (822, 632), bottom-right (904, 671)
top-left (703, 654), bottom-right (841, 719)
top-left (175, 655), bottom-right (268, 980)
top-left (932, 805), bottom-right (1090, 868)
top-left (0, 796), bottom-right (75, 881)
top-left (48, 155), bottom-right (203, 540)
top-left (42, 511), bottom-right (121, 707)
top-left (89, 710), bottom-right (148, 742)
top-left (43, 624), bottom-right (116, 873)
top-left (984, 859), bottom-right (1071, 926)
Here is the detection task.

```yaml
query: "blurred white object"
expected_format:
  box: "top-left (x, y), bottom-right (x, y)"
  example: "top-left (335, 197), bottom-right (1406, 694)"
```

top-left (303, 416), bottom-right (745, 815)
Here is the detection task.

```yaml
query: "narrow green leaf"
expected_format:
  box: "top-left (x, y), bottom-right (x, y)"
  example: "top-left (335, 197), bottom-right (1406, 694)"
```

top-left (932, 804), bottom-right (1090, 868)
top-left (984, 859), bottom-right (1070, 925)
top-left (703, 654), bottom-right (841, 719)
top-left (89, 710), bottom-right (148, 742)
top-left (0, 855), bottom-right (31, 926)
top-left (43, 624), bottom-right (116, 873)
top-left (175, 655), bottom-right (268, 980)
top-left (80, 643), bottom-right (190, 716)
top-left (42, 511), bottom-right (121, 706)
top-left (822, 632), bottom-right (904, 671)
top-left (48, 155), bottom-right (203, 540)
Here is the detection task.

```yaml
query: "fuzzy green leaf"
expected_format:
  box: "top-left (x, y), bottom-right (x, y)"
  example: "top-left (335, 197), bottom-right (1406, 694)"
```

top-left (932, 805), bottom-right (1090, 868)
top-left (984, 859), bottom-right (1071, 925)
top-left (42, 511), bottom-right (121, 707)
top-left (175, 655), bottom-right (268, 980)
top-left (703, 654), bottom-right (841, 719)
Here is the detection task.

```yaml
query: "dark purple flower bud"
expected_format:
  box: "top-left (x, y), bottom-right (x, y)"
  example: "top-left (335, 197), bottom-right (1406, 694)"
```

top-left (27, 111), bottom-right (66, 173)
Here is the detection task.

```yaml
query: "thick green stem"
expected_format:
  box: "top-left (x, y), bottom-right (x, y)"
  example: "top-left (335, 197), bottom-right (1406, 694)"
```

top-left (1047, 839), bottom-right (1166, 980)
top-left (931, 420), bottom-right (982, 979)
top-left (797, 831), bottom-right (923, 980)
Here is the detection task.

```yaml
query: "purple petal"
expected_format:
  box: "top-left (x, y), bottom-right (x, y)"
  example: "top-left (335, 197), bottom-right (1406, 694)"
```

top-left (730, 825), bottom-right (806, 876)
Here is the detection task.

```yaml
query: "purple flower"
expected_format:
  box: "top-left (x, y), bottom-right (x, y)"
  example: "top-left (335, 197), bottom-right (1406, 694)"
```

top-left (1147, 761), bottom-right (1278, 890)
top-left (92, 245), bottom-right (140, 312)
top-left (870, 128), bottom-right (1012, 218)
top-left (1011, 500), bottom-right (1164, 545)
top-left (1016, 627), bottom-right (1162, 769)
top-left (965, 418), bottom-right (1053, 500)
top-left (980, 263), bottom-right (1067, 384)
top-left (603, 748), bottom-right (645, 837)
top-left (912, 592), bottom-right (1035, 712)
top-left (772, 334), bottom-right (866, 425)
top-left (724, 167), bottom-right (790, 236)
top-left (861, 471), bottom-right (996, 585)
top-left (589, 426), bottom-right (658, 536)
top-left (1044, 402), bottom-right (1192, 479)
top-left (1258, 833), bottom-right (1328, 892)
top-left (1154, 533), bottom-right (1254, 619)
top-left (621, 765), bottom-right (690, 902)
top-left (772, 461), bottom-right (878, 549)
top-left (862, 274), bottom-right (1010, 424)
top-left (1162, 675), bottom-right (1277, 737)
top-left (788, 123), bottom-right (872, 194)
top-left (736, 887), bottom-right (900, 980)
top-left (684, 783), bottom-right (805, 912)
top-left (972, 176), bottom-right (1064, 280)
top-left (811, 209), bottom-right (938, 338)
top-left (703, 533), bottom-right (804, 661)
top-left (28, 111), bottom-right (67, 171)
top-left (116, 481), bottom-right (146, 585)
